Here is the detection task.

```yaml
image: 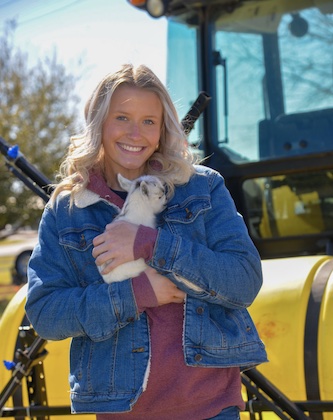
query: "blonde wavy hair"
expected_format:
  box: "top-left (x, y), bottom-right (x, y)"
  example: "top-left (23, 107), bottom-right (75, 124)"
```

top-left (51, 63), bottom-right (195, 204)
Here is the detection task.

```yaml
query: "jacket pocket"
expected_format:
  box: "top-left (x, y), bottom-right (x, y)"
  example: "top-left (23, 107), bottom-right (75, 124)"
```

top-left (59, 225), bottom-right (103, 286)
top-left (186, 301), bottom-right (262, 350)
top-left (164, 196), bottom-right (211, 224)
top-left (163, 196), bottom-right (211, 240)
top-left (69, 323), bottom-right (150, 399)
top-left (184, 301), bottom-right (267, 368)
top-left (69, 336), bottom-right (118, 397)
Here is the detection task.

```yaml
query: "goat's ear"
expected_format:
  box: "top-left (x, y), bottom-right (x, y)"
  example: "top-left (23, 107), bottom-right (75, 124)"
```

top-left (117, 174), bottom-right (132, 192)
top-left (140, 181), bottom-right (149, 196)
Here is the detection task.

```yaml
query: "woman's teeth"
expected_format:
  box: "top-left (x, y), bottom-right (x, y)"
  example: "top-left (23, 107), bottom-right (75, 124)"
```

top-left (120, 144), bottom-right (143, 152)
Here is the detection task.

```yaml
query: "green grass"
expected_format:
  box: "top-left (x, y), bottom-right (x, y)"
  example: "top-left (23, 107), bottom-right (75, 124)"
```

top-left (0, 299), bottom-right (10, 317)
top-left (0, 256), bottom-right (14, 284)
top-left (1, 239), bottom-right (20, 245)
top-left (0, 253), bottom-right (18, 318)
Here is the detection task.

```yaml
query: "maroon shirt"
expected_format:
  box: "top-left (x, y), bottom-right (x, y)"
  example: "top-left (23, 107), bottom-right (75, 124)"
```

top-left (89, 174), bottom-right (245, 418)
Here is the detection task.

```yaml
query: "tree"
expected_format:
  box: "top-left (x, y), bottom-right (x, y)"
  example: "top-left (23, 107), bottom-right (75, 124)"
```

top-left (0, 20), bottom-right (81, 230)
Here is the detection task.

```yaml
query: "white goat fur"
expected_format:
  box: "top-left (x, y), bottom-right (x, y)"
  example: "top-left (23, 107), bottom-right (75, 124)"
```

top-left (99, 174), bottom-right (167, 283)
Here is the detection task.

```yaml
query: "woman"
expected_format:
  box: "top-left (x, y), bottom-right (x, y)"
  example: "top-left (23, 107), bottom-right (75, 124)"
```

top-left (26, 64), bottom-right (267, 419)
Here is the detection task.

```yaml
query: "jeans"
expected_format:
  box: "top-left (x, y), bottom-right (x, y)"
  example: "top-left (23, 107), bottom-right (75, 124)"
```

top-left (208, 405), bottom-right (241, 420)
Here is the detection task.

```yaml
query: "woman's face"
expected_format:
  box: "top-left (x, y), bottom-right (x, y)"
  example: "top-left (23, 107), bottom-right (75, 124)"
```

top-left (102, 85), bottom-right (163, 189)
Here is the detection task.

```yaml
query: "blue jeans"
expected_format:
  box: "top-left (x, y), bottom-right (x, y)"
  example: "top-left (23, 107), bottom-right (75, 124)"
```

top-left (208, 405), bottom-right (241, 420)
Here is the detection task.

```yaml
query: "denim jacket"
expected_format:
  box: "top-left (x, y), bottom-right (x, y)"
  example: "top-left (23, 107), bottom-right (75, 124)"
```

top-left (26, 165), bottom-right (267, 414)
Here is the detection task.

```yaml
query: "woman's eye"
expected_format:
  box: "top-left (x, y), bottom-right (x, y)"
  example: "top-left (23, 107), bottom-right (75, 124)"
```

top-left (116, 115), bottom-right (127, 121)
top-left (144, 119), bottom-right (154, 125)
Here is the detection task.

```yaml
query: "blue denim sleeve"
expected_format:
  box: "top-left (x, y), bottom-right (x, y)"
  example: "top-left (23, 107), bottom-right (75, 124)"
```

top-left (25, 206), bottom-right (139, 342)
top-left (150, 170), bottom-right (263, 309)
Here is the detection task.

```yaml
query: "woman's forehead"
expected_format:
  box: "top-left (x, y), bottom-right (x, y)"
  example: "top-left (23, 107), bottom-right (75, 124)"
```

top-left (110, 85), bottom-right (163, 113)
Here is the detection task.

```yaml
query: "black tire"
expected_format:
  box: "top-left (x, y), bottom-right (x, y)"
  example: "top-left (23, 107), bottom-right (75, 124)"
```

top-left (12, 249), bottom-right (33, 285)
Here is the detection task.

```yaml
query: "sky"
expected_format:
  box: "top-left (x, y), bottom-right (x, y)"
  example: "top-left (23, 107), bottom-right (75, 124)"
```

top-left (0, 0), bottom-right (168, 117)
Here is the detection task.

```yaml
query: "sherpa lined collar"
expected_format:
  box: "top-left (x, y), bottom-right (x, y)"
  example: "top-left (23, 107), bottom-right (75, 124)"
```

top-left (73, 172), bottom-right (124, 209)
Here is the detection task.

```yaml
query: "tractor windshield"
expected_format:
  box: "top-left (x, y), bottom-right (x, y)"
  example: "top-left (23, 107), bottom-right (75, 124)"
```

top-left (167, 1), bottom-right (333, 163)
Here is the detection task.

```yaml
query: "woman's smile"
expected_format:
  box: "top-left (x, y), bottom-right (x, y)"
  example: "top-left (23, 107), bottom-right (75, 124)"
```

top-left (117, 143), bottom-right (145, 153)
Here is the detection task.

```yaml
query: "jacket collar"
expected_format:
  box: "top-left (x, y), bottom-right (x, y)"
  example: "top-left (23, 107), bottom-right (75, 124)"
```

top-left (73, 172), bottom-right (125, 209)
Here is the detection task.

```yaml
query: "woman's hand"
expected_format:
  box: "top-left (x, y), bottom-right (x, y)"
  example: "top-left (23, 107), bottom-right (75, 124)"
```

top-left (145, 267), bottom-right (186, 305)
top-left (92, 221), bottom-right (139, 274)
top-left (93, 222), bottom-right (185, 304)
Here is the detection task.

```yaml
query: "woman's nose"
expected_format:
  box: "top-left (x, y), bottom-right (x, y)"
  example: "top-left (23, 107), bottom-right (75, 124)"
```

top-left (128, 122), bottom-right (141, 140)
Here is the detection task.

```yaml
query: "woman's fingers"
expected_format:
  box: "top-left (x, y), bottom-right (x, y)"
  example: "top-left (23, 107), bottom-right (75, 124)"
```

top-left (145, 267), bottom-right (186, 305)
top-left (92, 221), bottom-right (138, 267)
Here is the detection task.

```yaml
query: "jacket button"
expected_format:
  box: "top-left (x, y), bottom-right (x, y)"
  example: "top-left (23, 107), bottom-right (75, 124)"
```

top-left (194, 354), bottom-right (203, 362)
top-left (196, 307), bottom-right (204, 314)
top-left (127, 317), bottom-right (134, 322)
top-left (158, 258), bottom-right (166, 267)
top-left (210, 290), bottom-right (217, 296)
top-left (185, 208), bottom-right (193, 219)
top-left (132, 347), bottom-right (145, 353)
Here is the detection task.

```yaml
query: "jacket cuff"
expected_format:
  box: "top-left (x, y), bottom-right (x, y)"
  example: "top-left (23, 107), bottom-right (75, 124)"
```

top-left (133, 225), bottom-right (158, 262)
top-left (132, 272), bottom-right (158, 312)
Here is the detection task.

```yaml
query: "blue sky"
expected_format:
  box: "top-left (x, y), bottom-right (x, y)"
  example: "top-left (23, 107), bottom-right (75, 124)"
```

top-left (0, 0), bottom-right (168, 116)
